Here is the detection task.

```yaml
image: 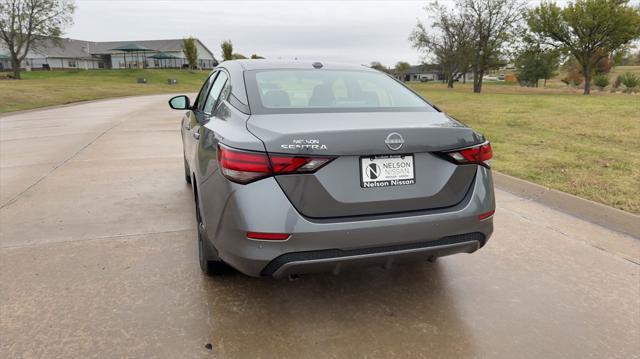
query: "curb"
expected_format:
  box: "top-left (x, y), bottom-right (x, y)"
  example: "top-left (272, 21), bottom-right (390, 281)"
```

top-left (493, 172), bottom-right (639, 239)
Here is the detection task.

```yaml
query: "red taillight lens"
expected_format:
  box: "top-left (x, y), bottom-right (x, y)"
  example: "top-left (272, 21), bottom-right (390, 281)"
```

top-left (218, 145), bottom-right (272, 183)
top-left (218, 145), bottom-right (334, 184)
top-left (218, 146), bottom-right (271, 172)
top-left (269, 155), bottom-right (333, 174)
top-left (247, 232), bottom-right (291, 240)
top-left (445, 142), bottom-right (492, 166)
top-left (478, 210), bottom-right (495, 220)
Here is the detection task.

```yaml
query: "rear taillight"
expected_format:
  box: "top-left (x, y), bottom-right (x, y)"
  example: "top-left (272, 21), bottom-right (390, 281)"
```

top-left (444, 142), bottom-right (492, 167)
top-left (247, 232), bottom-right (291, 241)
top-left (218, 145), bottom-right (334, 184)
top-left (478, 210), bottom-right (495, 220)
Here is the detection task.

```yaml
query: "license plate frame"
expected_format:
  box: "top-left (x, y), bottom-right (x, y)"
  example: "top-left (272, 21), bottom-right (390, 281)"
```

top-left (360, 154), bottom-right (416, 189)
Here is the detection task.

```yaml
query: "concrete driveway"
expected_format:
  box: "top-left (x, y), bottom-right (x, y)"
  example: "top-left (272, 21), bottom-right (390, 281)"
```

top-left (1, 95), bottom-right (638, 358)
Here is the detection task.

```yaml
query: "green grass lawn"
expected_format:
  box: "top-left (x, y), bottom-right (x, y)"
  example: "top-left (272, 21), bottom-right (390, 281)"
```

top-left (0, 69), bottom-right (209, 112)
top-left (410, 82), bottom-right (640, 214)
top-left (1, 69), bottom-right (638, 213)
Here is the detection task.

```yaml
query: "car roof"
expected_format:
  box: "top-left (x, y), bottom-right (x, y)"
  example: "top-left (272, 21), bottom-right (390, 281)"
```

top-left (219, 59), bottom-right (377, 72)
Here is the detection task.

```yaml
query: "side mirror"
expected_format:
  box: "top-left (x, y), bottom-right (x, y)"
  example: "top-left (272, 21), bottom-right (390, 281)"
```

top-left (168, 95), bottom-right (191, 110)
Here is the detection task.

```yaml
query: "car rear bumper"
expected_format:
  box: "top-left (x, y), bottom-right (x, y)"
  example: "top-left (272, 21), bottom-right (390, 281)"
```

top-left (262, 232), bottom-right (485, 278)
top-left (199, 166), bottom-right (495, 277)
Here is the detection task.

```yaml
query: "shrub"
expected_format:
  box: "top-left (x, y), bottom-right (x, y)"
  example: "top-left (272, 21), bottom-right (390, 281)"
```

top-left (562, 77), bottom-right (584, 86)
top-left (619, 72), bottom-right (640, 93)
top-left (505, 73), bottom-right (518, 84)
top-left (593, 74), bottom-right (610, 90)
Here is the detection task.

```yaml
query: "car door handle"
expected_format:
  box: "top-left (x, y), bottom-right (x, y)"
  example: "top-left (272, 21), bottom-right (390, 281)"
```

top-left (193, 132), bottom-right (200, 140)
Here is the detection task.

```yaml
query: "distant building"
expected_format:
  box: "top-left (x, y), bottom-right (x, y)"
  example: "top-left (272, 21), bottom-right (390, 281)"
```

top-left (0, 38), bottom-right (217, 71)
top-left (394, 64), bottom-right (478, 83)
top-left (395, 64), bottom-right (445, 82)
top-left (0, 54), bottom-right (8, 71)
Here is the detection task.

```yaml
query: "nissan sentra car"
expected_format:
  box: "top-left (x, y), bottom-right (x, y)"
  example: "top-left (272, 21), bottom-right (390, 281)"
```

top-left (169, 60), bottom-right (495, 278)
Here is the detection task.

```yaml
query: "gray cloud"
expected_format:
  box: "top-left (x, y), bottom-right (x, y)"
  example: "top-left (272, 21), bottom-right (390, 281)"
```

top-left (68, 0), bottom-right (640, 67)
top-left (69, 0), bottom-right (428, 66)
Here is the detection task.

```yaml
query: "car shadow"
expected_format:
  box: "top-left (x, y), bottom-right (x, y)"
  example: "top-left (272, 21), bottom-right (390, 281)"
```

top-left (200, 261), bottom-right (477, 357)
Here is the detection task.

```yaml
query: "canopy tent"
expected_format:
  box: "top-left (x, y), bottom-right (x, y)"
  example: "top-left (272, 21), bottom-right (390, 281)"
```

top-left (109, 43), bottom-right (155, 68)
top-left (149, 52), bottom-right (181, 69)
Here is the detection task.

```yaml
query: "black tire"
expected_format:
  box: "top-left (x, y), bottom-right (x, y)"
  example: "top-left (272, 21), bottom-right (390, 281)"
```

top-left (184, 156), bottom-right (192, 184)
top-left (195, 192), bottom-right (229, 275)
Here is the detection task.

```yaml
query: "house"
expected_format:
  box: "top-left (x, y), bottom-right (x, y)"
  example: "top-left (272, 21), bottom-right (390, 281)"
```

top-left (0, 37), bottom-right (218, 71)
top-left (0, 54), bottom-right (8, 71)
top-left (395, 64), bottom-right (444, 82)
top-left (394, 64), bottom-right (480, 83)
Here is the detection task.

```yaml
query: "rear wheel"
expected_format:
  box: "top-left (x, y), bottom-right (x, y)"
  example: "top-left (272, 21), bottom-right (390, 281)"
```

top-left (195, 191), bottom-right (229, 275)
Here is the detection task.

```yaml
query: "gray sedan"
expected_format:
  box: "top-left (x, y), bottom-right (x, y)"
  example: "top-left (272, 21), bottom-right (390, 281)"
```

top-left (169, 60), bottom-right (495, 278)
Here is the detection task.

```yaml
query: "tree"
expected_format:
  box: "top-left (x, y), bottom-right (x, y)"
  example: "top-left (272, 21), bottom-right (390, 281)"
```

top-left (221, 40), bottom-right (233, 61)
top-left (395, 61), bottom-right (411, 81)
top-left (618, 48), bottom-right (640, 65)
top-left (182, 37), bottom-right (198, 70)
top-left (369, 61), bottom-right (388, 72)
top-left (220, 40), bottom-right (247, 60)
top-left (410, 1), bottom-right (474, 88)
top-left (514, 42), bottom-right (560, 87)
top-left (250, 54), bottom-right (264, 59)
top-left (528, 0), bottom-right (640, 94)
top-left (0, 0), bottom-right (75, 79)
top-left (462, 0), bottom-right (526, 93)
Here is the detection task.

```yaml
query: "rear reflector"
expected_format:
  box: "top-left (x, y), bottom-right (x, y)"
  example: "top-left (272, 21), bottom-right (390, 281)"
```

top-left (478, 210), bottom-right (495, 220)
top-left (247, 232), bottom-right (291, 240)
top-left (218, 144), bottom-right (334, 184)
top-left (444, 142), bottom-right (493, 167)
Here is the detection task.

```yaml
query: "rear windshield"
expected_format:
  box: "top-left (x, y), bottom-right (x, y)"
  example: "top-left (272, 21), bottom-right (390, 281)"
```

top-left (245, 69), bottom-right (434, 114)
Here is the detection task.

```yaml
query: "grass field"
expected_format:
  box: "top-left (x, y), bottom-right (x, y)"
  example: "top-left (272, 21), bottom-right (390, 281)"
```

top-left (0, 69), bottom-right (209, 112)
top-left (609, 65), bottom-right (640, 77)
top-left (410, 82), bottom-right (640, 214)
top-left (1, 69), bottom-right (638, 213)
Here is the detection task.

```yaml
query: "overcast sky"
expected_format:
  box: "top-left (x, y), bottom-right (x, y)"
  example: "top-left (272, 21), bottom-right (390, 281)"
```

top-left (66, 0), bottom-right (637, 66)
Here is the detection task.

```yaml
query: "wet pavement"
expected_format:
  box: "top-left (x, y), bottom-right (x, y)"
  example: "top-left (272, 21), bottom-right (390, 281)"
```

top-left (1, 95), bottom-right (639, 358)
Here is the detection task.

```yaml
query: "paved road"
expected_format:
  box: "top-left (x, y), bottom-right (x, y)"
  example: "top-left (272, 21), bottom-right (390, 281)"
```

top-left (1, 95), bottom-right (639, 358)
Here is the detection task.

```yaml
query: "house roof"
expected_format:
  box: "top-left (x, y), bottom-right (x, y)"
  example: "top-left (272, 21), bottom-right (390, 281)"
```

top-left (29, 38), bottom-right (97, 58)
top-left (404, 64), bottom-right (442, 74)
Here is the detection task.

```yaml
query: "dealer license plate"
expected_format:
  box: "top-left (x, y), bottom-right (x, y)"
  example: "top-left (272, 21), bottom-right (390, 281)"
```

top-left (360, 155), bottom-right (415, 188)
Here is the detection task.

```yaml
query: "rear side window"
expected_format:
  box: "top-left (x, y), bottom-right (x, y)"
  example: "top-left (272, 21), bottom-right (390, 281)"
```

top-left (246, 69), bottom-right (433, 114)
top-left (195, 71), bottom-right (217, 110)
top-left (203, 71), bottom-right (229, 114)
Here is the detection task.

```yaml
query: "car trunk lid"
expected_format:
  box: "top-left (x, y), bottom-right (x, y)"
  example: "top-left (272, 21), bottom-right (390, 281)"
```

top-left (246, 111), bottom-right (483, 218)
